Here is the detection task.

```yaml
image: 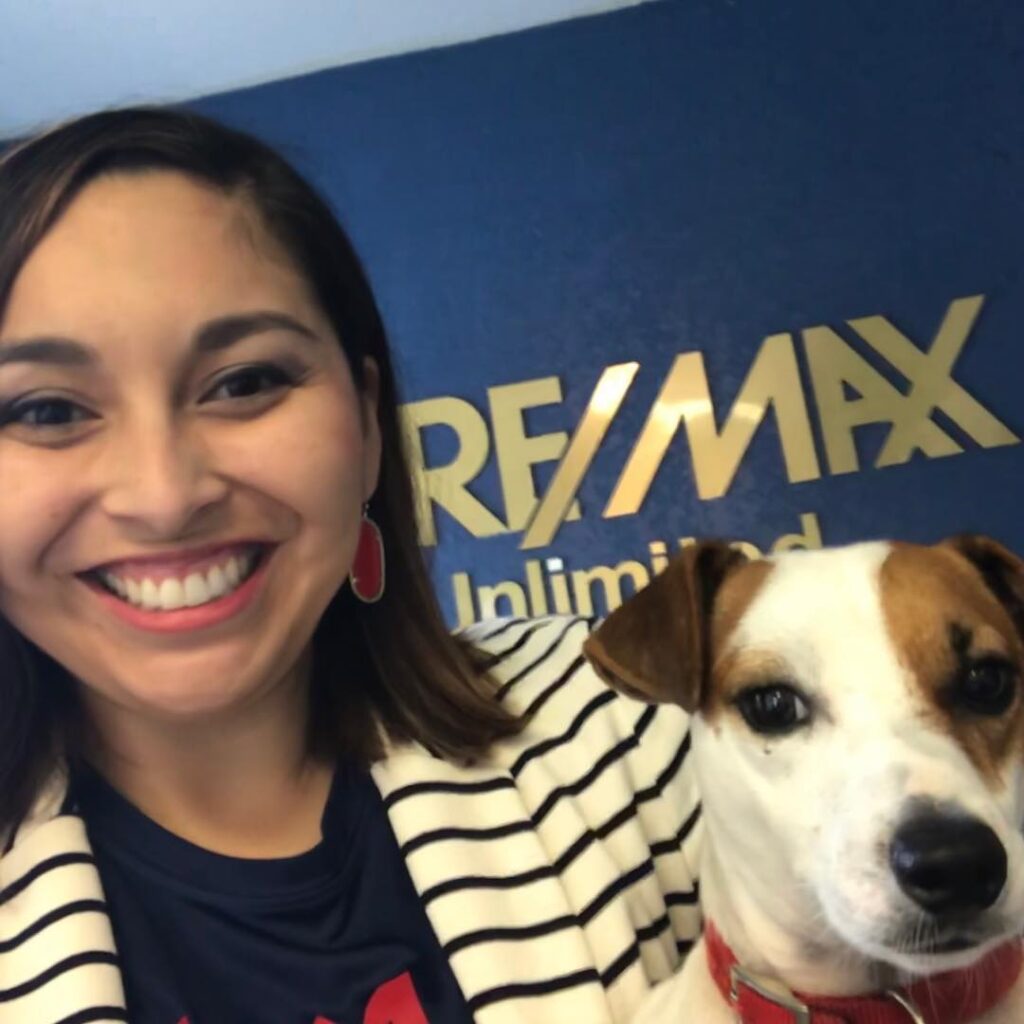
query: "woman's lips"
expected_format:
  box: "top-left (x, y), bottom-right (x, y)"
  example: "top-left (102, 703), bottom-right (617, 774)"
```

top-left (78, 543), bottom-right (277, 633)
top-left (82, 540), bottom-right (275, 582)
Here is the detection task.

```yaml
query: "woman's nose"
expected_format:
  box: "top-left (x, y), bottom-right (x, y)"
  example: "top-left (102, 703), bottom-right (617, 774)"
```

top-left (98, 415), bottom-right (229, 533)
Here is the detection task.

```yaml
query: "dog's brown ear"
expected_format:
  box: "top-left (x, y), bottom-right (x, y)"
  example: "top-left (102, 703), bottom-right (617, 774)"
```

top-left (943, 534), bottom-right (1024, 639)
top-left (582, 542), bottom-right (747, 711)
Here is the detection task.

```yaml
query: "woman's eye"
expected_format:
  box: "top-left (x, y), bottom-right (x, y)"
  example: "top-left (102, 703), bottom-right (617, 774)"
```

top-left (735, 684), bottom-right (812, 736)
top-left (0, 364), bottom-right (296, 438)
top-left (0, 396), bottom-right (92, 431)
top-left (204, 363), bottom-right (295, 402)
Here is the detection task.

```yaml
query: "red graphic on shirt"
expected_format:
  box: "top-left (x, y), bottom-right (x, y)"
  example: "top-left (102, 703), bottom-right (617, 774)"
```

top-left (363, 971), bottom-right (429, 1024)
top-left (175, 968), bottom-right (429, 1024)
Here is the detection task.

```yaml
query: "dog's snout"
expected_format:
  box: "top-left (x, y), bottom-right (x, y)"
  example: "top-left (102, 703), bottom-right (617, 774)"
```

top-left (889, 816), bottom-right (1007, 916)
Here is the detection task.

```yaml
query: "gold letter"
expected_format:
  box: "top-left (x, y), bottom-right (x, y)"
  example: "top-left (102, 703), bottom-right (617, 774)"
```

top-left (648, 540), bottom-right (670, 575)
top-left (848, 295), bottom-right (1019, 465)
top-left (605, 334), bottom-right (820, 511)
top-left (544, 557), bottom-right (574, 614)
top-left (771, 512), bottom-right (823, 552)
top-left (730, 541), bottom-right (763, 559)
top-left (451, 572), bottom-right (477, 629)
top-left (520, 363), bottom-right (640, 549)
top-left (570, 560), bottom-right (650, 615)
top-left (477, 580), bottom-right (529, 618)
top-left (524, 559), bottom-right (550, 616)
top-left (401, 397), bottom-right (507, 546)
top-left (488, 377), bottom-right (580, 532)
top-left (803, 327), bottom-right (960, 474)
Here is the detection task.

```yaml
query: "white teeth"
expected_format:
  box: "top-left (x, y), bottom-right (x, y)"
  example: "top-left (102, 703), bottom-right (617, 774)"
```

top-left (206, 564), bottom-right (229, 599)
top-left (141, 579), bottom-right (161, 610)
top-left (98, 548), bottom-right (260, 611)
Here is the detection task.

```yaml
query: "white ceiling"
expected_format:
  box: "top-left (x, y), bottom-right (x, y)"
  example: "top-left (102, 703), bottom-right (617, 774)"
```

top-left (0, 0), bottom-right (653, 139)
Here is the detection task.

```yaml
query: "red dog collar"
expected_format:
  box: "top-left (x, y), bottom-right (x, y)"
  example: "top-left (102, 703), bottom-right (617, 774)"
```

top-left (704, 920), bottom-right (1023, 1023)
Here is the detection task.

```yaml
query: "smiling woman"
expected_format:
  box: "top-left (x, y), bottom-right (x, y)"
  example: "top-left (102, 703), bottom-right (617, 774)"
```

top-left (0, 117), bottom-right (518, 792)
top-left (0, 109), bottom-right (700, 1024)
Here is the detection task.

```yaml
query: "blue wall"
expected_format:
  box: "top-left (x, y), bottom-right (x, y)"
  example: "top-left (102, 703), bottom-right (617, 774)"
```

top-left (193, 0), bottom-right (1024, 624)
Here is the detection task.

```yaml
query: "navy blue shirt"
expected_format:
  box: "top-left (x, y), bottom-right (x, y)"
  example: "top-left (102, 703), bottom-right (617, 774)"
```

top-left (72, 760), bottom-right (473, 1024)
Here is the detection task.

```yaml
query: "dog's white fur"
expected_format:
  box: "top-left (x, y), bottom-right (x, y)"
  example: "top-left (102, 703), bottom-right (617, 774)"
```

top-left (617, 542), bottom-right (1024, 1023)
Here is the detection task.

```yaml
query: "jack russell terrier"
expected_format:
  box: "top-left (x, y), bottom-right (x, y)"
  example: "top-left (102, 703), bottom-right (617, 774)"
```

top-left (584, 536), bottom-right (1024, 1024)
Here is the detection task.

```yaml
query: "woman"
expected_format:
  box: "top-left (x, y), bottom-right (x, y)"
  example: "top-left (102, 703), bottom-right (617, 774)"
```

top-left (0, 108), bottom-right (700, 1024)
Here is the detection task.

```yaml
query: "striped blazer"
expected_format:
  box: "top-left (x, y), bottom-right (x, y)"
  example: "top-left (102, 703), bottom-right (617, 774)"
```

top-left (0, 615), bottom-right (703, 1023)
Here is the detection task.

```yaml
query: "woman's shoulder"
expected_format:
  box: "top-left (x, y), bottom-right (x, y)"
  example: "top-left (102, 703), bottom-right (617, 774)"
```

top-left (460, 613), bottom-right (693, 756)
top-left (459, 612), bottom-right (592, 683)
top-left (458, 615), bottom-right (702, 905)
top-left (460, 613), bottom-right (600, 713)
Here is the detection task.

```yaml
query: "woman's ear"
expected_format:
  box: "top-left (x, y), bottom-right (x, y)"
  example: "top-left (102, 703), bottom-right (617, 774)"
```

top-left (359, 356), bottom-right (383, 501)
top-left (583, 542), bottom-right (747, 712)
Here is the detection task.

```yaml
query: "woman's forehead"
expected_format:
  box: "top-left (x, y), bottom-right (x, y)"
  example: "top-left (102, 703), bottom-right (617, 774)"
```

top-left (30, 171), bottom-right (253, 256)
top-left (2, 170), bottom-right (316, 342)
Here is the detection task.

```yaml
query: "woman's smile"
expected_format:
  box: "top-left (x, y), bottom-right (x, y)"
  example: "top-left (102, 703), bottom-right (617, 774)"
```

top-left (77, 541), bottom-right (278, 633)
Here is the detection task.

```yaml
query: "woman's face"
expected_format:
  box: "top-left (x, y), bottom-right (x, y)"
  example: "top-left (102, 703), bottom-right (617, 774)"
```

top-left (0, 171), bottom-right (381, 721)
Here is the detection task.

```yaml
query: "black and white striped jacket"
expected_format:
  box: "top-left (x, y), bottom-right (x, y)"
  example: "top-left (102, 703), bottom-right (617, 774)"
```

top-left (0, 616), bottom-right (703, 1023)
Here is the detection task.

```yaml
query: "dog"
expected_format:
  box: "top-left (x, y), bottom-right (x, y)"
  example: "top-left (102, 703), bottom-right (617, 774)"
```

top-left (583, 536), bottom-right (1024, 1024)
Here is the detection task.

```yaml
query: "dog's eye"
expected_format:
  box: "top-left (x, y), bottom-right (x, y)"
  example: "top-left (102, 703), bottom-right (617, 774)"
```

top-left (954, 660), bottom-right (1017, 716)
top-left (735, 685), bottom-right (811, 735)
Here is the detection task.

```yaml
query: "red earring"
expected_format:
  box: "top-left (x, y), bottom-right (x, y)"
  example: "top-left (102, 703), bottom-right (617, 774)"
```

top-left (350, 505), bottom-right (385, 603)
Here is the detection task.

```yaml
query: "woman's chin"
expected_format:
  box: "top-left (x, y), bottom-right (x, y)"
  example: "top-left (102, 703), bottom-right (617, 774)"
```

top-left (90, 676), bottom-right (265, 725)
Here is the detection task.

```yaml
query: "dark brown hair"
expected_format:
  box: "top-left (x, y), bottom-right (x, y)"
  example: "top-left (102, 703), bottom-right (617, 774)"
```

top-left (0, 107), bottom-right (522, 834)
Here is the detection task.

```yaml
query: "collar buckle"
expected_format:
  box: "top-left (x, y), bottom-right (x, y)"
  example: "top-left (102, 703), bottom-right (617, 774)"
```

top-left (729, 963), bottom-right (811, 1023)
top-left (884, 989), bottom-right (927, 1023)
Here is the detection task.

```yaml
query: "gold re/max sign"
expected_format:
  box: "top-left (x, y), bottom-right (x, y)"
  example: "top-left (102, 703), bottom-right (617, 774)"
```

top-left (401, 295), bottom-right (1018, 550)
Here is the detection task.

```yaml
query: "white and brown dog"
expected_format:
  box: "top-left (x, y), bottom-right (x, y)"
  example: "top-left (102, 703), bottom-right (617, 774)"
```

top-left (584, 536), bottom-right (1024, 1024)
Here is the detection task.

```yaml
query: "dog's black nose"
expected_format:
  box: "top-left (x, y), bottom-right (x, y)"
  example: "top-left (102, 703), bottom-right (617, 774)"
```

top-left (890, 816), bottom-right (1006, 916)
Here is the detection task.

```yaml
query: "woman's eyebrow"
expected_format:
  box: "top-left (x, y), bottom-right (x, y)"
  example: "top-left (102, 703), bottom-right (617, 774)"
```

top-left (195, 311), bottom-right (319, 353)
top-left (0, 310), bottom-right (320, 369)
